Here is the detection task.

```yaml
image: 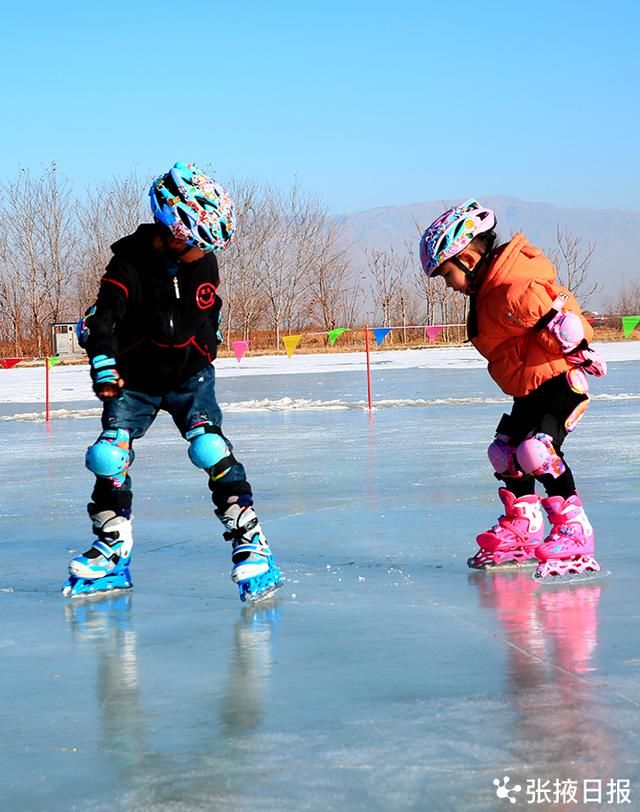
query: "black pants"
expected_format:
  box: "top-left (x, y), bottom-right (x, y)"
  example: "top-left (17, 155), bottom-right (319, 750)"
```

top-left (494, 374), bottom-right (588, 499)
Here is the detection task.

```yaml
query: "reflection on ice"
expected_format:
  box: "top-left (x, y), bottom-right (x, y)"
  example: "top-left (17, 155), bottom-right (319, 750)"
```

top-left (65, 595), bottom-right (144, 777)
top-left (220, 603), bottom-right (280, 736)
top-left (62, 594), bottom-right (281, 810)
top-left (470, 574), bottom-right (613, 778)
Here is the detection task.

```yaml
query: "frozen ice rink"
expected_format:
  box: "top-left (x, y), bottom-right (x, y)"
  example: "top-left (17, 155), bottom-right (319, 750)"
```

top-left (2, 344), bottom-right (639, 811)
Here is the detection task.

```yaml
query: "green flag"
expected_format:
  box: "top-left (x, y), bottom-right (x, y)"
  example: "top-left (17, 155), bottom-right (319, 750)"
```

top-left (621, 315), bottom-right (640, 339)
top-left (47, 356), bottom-right (62, 367)
top-left (327, 328), bottom-right (349, 346)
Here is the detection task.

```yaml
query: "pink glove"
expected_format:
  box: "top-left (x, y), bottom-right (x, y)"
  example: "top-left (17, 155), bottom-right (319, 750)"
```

top-left (566, 347), bottom-right (607, 377)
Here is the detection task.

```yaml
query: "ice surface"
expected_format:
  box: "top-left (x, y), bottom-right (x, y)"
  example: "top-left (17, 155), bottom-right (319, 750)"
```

top-left (1, 346), bottom-right (640, 810)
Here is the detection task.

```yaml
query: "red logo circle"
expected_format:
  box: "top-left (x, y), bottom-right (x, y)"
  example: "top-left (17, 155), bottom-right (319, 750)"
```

top-left (196, 282), bottom-right (217, 310)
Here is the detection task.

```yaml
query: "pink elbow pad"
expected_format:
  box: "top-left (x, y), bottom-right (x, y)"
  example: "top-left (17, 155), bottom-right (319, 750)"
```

top-left (546, 310), bottom-right (585, 353)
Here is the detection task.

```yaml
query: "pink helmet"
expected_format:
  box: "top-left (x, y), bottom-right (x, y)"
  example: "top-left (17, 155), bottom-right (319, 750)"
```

top-left (419, 199), bottom-right (496, 277)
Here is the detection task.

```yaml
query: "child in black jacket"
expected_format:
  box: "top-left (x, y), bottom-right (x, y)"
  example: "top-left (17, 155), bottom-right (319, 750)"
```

top-left (63, 162), bottom-right (282, 603)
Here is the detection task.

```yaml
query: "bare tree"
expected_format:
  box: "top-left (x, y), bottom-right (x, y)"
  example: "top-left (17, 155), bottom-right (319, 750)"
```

top-left (333, 278), bottom-right (366, 342)
top-left (365, 247), bottom-right (398, 328)
top-left (218, 180), bottom-right (271, 342)
top-left (75, 172), bottom-right (149, 312)
top-left (0, 163), bottom-right (78, 355)
top-left (606, 277), bottom-right (640, 315)
top-left (0, 229), bottom-right (25, 353)
top-left (549, 226), bottom-right (601, 307)
top-left (389, 254), bottom-right (419, 343)
top-left (365, 243), bottom-right (426, 344)
top-left (256, 183), bottom-right (328, 347)
top-left (303, 221), bottom-right (353, 332)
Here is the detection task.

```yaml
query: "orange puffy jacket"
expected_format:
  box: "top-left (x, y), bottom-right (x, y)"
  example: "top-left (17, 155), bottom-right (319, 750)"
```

top-left (471, 234), bottom-right (594, 397)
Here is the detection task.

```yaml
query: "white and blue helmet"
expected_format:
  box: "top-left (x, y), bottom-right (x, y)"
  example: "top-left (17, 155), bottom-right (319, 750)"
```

top-left (150, 162), bottom-right (236, 252)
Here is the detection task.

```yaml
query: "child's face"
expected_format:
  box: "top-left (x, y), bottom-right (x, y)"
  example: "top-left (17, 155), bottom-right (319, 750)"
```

top-left (439, 260), bottom-right (470, 295)
top-left (165, 233), bottom-right (208, 263)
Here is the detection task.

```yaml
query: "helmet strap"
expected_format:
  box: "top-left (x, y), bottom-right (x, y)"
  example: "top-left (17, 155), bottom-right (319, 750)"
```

top-left (449, 256), bottom-right (479, 301)
top-left (451, 256), bottom-right (475, 279)
top-left (453, 247), bottom-right (493, 294)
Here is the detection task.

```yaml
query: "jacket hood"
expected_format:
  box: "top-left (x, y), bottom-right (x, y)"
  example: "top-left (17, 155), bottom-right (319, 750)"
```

top-left (111, 223), bottom-right (157, 259)
top-left (479, 233), bottom-right (555, 294)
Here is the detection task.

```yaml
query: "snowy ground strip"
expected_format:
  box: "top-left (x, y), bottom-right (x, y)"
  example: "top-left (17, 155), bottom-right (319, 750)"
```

top-left (3, 390), bottom-right (640, 423)
top-left (1, 342), bottom-right (638, 405)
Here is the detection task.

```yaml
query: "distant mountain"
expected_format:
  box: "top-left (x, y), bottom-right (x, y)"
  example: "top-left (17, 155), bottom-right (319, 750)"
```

top-left (335, 195), bottom-right (640, 310)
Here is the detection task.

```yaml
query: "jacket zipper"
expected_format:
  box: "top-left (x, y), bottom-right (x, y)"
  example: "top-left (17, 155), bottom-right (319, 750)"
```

top-left (169, 276), bottom-right (180, 341)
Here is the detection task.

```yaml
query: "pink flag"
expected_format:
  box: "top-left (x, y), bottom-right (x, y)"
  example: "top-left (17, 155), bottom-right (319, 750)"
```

top-left (425, 325), bottom-right (444, 344)
top-left (231, 340), bottom-right (250, 362)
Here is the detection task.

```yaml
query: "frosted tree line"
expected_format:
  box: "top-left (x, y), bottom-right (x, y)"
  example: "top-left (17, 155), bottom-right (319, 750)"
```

top-left (0, 164), bottom-right (609, 356)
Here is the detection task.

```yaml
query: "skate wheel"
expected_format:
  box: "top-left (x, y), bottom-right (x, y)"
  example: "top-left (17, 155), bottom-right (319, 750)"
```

top-left (240, 581), bottom-right (283, 604)
top-left (532, 569), bottom-right (611, 585)
top-left (237, 559), bottom-right (283, 603)
top-left (62, 570), bottom-right (133, 598)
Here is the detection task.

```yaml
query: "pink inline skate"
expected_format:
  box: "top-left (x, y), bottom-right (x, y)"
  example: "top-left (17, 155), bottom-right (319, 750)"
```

top-left (533, 494), bottom-right (601, 581)
top-left (468, 488), bottom-right (544, 570)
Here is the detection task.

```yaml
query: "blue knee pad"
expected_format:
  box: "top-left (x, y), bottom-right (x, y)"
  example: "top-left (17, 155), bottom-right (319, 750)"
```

top-left (86, 429), bottom-right (131, 481)
top-left (186, 422), bottom-right (235, 481)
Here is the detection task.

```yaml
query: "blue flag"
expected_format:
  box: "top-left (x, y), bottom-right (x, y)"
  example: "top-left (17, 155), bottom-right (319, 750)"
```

top-left (372, 327), bottom-right (391, 346)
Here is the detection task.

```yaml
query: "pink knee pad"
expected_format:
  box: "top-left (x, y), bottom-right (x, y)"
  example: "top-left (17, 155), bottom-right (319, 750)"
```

top-left (488, 436), bottom-right (522, 478)
top-left (516, 433), bottom-right (566, 479)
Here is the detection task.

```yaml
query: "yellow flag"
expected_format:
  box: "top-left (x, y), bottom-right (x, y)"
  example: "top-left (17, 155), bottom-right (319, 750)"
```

top-left (282, 335), bottom-right (302, 358)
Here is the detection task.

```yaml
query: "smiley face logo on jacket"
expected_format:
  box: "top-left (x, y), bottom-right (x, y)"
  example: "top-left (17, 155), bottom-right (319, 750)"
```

top-left (196, 282), bottom-right (217, 310)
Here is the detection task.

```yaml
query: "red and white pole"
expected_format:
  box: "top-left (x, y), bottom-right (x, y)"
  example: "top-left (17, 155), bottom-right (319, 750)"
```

top-left (45, 357), bottom-right (50, 424)
top-left (364, 326), bottom-right (373, 411)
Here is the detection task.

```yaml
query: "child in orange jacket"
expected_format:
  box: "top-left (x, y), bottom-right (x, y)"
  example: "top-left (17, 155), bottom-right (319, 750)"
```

top-left (419, 200), bottom-right (606, 580)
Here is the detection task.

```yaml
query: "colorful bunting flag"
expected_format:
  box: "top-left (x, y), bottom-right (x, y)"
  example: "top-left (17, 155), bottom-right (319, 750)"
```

top-left (425, 325), bottom-right (445, 344)
top-left (621, 315), bottom-right (640, 338)
top-left (231, 340), bottom-right (250, 362)
top-left (327, 328), bottom-right (349, 346)
top-left (0, 357), bottom-right (24, 370)
top-left (282, 334), bottom-right (302, 358)
top-left (372, 327), bottom-right (391, 346)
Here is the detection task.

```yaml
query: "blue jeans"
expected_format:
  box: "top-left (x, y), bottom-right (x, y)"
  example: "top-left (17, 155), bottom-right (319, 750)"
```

top-left (92, 364), bottom-right (251, 514)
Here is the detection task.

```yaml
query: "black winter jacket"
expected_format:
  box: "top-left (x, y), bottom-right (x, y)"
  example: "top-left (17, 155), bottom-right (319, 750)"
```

top-left (85, 224), bottom-right (222, 395)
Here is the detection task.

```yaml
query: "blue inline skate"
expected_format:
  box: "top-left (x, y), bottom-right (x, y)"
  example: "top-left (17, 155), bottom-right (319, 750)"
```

top-left (63, 509), bottom-right (134, 598)
top-left (217, 502), bottom-right (283, 603)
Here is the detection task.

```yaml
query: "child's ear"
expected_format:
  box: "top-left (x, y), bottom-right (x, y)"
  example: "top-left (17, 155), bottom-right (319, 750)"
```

top-left (457, 250), bottom-right (478, 271)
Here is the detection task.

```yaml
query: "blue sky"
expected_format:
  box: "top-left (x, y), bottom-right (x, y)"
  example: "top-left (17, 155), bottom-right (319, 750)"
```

top-left (2, 0), bottom-right (638, 214)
